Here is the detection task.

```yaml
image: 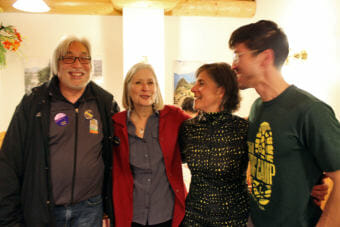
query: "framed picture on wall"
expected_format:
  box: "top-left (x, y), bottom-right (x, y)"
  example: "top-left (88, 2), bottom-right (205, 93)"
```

top-left (92, 58), bottom-right (103, 84)
top-left (173, 60), bottom-right (203, 106)
top-left (24, 57), bottom-right (50, 94)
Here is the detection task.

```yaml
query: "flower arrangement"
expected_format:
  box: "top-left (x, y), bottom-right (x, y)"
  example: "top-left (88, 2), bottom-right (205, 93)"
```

top-left (0, 24), bottom-right (22, 67)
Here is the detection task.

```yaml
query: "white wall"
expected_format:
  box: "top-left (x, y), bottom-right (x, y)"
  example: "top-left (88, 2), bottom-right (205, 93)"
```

top-left (0, 0), bottom-right (339, 131)
top-left (0, 52), bottom-right (24, 130)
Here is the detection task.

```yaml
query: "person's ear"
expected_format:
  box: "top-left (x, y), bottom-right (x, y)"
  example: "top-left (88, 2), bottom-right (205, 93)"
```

top-left (218, 86), bottom-right (225, 99)
top-left (261, 49), bottom-right (275, 67)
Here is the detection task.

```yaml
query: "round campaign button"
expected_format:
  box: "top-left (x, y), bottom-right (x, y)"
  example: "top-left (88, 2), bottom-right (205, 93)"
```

top-left (54, 113), bottom-right (69, 126)
top-left (84, 109), bottom-right (94, 120)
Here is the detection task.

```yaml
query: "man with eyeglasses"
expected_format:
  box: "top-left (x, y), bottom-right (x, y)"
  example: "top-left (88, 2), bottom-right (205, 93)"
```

top-left (0, 35), bottom-right (119, 227)
top-left (229, 20), bottom-right (340, 227)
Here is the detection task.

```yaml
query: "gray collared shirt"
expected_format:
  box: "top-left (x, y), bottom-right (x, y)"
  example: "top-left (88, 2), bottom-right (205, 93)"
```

top-left (127, 111), bottom-right (174, 225)
top-left (49, 86), bottom-right (104, 205)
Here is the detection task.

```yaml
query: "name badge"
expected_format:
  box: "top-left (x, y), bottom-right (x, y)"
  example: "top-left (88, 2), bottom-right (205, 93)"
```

top-left (90, 119), bottom-right (99, 134)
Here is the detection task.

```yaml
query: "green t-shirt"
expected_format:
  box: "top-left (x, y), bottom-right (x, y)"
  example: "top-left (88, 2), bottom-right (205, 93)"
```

top-left (248, 85), bottom-right (340, 227)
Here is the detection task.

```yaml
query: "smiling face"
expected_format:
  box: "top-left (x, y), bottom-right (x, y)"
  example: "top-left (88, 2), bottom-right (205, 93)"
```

top-left (129, 68), bottom-right (157, 109)
top-left (57, 41), bottom-right (91, 93)
top-left (191, 70), bottom-right (225, 113)
top-left (231, 43), bottom-right (262, 90)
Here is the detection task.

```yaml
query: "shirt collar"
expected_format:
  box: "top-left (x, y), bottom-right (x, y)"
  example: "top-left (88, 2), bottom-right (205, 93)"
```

top-left (48, 76), bottom-right (95, 105)
top-left (127, 109), bottom-right (159, 119)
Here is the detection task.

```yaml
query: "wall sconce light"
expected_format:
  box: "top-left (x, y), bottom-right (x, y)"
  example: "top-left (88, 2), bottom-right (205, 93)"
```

top-left (13, 0), bottom-right (50, 13)
top-left (285, 50), bottom-right (308, 65)
top-left (293, 50), bottom-right (308, 60)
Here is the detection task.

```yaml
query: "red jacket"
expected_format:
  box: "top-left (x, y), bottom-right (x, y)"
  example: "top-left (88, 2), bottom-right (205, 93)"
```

top-left (112, 105), bottom-right (190, 227)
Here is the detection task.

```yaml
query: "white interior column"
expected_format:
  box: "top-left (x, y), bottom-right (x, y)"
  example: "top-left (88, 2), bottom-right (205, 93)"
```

top-left (123, 7), bottom-right (165, 97)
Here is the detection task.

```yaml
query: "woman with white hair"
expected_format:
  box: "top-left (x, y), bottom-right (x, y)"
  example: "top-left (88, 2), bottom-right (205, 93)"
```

top-left (112, 63), bottom-right (189, 227)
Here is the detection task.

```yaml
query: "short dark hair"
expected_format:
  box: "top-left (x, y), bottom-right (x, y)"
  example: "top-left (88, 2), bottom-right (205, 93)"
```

top-left (229, 20), bottom-right (289, 69)
top-left (181, 96), bottom-right (196, 113)
top-left (196, 62), bottom-right (240, 113)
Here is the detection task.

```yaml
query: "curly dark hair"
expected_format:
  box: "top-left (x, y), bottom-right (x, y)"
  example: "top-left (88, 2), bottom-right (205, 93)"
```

top-left (229, 20), bottom-right (289, 69)
top-left (196, 62), bottom-right (240, 113)
top-left (181, 96), bottom-right (197, 113)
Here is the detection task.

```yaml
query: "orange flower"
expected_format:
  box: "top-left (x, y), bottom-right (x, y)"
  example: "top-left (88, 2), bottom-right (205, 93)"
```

top-left (2, 41), bottom-right (12, 50)
top-left (12, 40), bottom-right (20, 51)
top-left (0, 24), bottom-right (23, 66)
top-left (16, 32), bottom-right (22, 42)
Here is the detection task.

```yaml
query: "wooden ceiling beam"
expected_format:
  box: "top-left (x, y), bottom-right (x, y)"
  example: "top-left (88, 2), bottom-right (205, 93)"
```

top-left (111, 0), bottom-right (181, 12)
top-left (0, 0), bottom-right (256, 17)
top-left (46, 0), bottom-right (118, 15)
top-left (166, 0), bottom-right (256, 17)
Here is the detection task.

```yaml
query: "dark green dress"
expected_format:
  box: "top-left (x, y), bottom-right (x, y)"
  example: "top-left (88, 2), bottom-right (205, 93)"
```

top-left (179, 111), bottom-right (249, 227)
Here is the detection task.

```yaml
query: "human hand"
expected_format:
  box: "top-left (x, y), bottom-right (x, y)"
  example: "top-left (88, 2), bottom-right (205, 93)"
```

top-left (311, 177), bottom-right (329, 206)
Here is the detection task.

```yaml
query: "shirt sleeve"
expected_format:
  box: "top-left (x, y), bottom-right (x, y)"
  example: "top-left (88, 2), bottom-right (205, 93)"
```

top-left (301, 101), bottom-right (340, 172)
top-left (0, 99), bottom-right (27, 226)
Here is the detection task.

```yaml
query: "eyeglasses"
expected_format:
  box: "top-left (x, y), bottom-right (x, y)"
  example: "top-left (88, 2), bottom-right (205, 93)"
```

top-left (59, 56), bottom-right (91, 64)
top-left (232, 50), bottom-right (260, 63)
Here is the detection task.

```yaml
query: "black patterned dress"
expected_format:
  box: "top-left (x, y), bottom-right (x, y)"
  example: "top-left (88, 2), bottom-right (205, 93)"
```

top-left (179, 111), bottom-right (249, 227)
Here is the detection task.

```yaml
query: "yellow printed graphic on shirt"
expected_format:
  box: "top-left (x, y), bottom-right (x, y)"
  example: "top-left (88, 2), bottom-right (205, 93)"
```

top-left (248, 122), bottom-right (276, 210)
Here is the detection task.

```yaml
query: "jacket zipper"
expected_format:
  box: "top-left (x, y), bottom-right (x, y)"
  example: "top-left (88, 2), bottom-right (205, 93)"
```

top-left (71, 107), bottom-right (79, 204)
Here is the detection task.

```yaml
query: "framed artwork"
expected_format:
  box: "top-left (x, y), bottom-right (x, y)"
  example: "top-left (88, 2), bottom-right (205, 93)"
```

top-left (92, 58), bottom-right (103, 83)
top-left (173, 60), bottom-right (203, 106)
top-left (24, 58), bottom-right (50, 94)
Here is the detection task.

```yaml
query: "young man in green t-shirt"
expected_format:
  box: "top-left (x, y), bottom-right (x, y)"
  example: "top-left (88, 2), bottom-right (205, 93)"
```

top-left (229, 20), bottom-right (340, 226)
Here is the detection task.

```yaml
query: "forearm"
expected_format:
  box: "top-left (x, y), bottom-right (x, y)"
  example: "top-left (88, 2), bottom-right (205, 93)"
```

top-left (317, 170), bottom-right (340, 227)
